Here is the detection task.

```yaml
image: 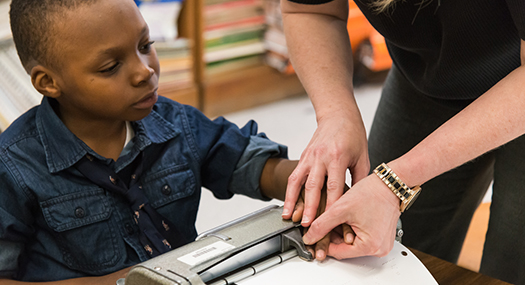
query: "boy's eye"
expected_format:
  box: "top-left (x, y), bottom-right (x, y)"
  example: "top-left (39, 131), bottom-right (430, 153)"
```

top-left (100, 62), bottom-right (120, 74)
top-left (140, 41), bottom-right (155, 53)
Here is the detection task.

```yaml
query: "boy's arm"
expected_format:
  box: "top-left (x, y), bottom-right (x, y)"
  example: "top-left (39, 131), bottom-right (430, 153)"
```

top-left (0, 267), bottom-right (130, 285)
top-left (259, 158), bottom-right (298, 202)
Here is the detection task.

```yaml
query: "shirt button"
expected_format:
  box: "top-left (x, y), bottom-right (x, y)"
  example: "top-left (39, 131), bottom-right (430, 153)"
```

top-left (75, 207), bottom-right (85, 218)
top-left (161, 185), bottom-right (172, 196)
top-left (125, 223), bottom-right (134, 235)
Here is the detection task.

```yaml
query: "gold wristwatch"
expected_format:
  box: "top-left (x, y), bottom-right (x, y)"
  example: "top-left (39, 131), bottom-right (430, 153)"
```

top-left (374, 163), bottom-right (421, 213)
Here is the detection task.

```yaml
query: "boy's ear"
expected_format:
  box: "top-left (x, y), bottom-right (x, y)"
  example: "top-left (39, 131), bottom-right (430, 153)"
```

top-left (30, 65), bottom-right (62, 98)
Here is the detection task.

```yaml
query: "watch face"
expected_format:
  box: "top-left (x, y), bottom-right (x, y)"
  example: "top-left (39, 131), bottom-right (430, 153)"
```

top-left (404, 188), bottom-right (421, 211)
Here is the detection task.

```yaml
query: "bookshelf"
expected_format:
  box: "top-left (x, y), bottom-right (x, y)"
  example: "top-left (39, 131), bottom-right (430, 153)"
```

top-left (126, 0), bottom-right (306, 117)
top-left (156, 0), bottom-right (305, 117)
top-left (157, 0), bottom-right (201, 109)
top-left (197, 0), bottom-right (304, 117)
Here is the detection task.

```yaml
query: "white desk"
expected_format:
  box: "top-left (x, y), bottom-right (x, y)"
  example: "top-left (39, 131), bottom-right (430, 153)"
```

top-left (238, 241), bottom-right (438, 285)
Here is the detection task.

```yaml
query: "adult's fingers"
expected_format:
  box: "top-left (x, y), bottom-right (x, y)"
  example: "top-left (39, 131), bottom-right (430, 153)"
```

top-left (348, 155), bottom-right (370, 186)
top-left (327, 235), bottom-right (395, 260)
top-left (325, 162), bottom-right (347, 210)
top-left (282, 165), bottom-right (307, 219)
top-left (302, 205), bottom-right (345, 245)
top-left (301, 166), bottom-right (325, 226)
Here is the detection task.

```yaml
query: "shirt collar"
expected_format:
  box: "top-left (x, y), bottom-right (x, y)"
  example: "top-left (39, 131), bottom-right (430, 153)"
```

top-left (36, 97), bottom-right (181, 173)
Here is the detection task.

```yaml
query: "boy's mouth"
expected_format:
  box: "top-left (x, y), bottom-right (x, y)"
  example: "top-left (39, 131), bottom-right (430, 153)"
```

top-left (134, 89), bottom-right (158, 109)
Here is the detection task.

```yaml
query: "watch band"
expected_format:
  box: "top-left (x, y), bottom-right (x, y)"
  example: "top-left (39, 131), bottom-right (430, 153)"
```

top-left (374, 163), bottom-right (421, 212)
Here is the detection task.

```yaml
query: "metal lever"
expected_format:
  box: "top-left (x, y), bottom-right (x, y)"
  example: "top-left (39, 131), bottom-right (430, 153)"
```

top-left (281, 227), bottom-right (313, 261)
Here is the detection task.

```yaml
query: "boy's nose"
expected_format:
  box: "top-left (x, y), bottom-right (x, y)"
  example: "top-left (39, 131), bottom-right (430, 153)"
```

top-left (131, 58), bottom-right (155, 86)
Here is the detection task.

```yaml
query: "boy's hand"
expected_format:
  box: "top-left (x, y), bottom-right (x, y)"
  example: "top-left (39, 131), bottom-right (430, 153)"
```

top-left (259, 158), bottom-right (354, 260)
top-left (289, 184), bottom-right (353, 261)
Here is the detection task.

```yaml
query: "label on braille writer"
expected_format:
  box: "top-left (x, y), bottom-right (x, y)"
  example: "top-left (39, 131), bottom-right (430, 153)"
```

top-left (177, 241), bottom-right (235, 266)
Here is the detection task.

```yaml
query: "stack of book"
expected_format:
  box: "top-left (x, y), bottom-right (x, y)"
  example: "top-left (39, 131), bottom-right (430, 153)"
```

top-left (156, 39), bottom-right (194, 92)
top-left (0, 40), bottom-right (42, 132)
top-left (203, 0), bottom-right (266, 75)
top-left (263, 0), bottom-right (294, 74)
top-left (135, 0), bottom-right (195, 93)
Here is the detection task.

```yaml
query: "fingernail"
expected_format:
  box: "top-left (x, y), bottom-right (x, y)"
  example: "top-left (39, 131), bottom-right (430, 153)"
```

top-left (316, 250), bottom-right (325, 260)
top-left (282, 209), bottom-right (290, 217)
top-left (301, 216), bottom-right (310, 225)
top-left (346, 233), bottom-right (354, 244)
top-left (303, 235), bottom-right (311, 245)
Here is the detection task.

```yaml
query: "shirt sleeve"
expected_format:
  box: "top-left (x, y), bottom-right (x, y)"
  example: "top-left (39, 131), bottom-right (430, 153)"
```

top-left (179, 103), bottom-right (288, 200)
top-left (0, 156), bottom-right (34, 279)
top-left (506, 0), bottom-right (525, 40)
top-left (228, 134), bottom-right (288, 200)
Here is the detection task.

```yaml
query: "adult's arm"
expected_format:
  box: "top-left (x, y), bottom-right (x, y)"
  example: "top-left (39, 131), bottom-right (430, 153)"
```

top-left (303, 40), bottom-right (525, 259)
top-left (280, 0), bottom-right (370, 229)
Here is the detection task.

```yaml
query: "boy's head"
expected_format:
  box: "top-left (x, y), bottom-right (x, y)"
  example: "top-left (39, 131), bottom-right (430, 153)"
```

top-left (9, 0), bottom-right (160, 123)
top-left (10, 0), bottom-right (99, 72)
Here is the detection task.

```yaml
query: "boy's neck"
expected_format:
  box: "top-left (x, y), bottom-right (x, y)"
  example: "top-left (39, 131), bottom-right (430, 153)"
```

top-left (73, 121), bottom-right (128, 161)
top-left (57, 111), bottom-right (128, 161)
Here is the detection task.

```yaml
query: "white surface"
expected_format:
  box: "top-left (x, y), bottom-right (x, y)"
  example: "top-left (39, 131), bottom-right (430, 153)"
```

top-left (238, 241), bottom-right (438, 285)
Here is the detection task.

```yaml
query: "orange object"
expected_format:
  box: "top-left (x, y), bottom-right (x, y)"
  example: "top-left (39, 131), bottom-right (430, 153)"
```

top-left (347, 0), bottom-right (392, 72)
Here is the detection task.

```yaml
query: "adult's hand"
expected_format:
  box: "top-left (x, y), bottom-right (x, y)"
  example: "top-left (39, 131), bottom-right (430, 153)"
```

top-left (280, 0), bottom-right (368, 230)
top-left (282, 112), bottom-right (370, 228)
top-left (290, 180), bottom-right (354, 261)
top-left (302, 173), bottom-right (400, 259)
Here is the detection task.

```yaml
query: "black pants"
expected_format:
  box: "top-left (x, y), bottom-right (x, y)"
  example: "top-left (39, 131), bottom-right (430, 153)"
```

top-left (368, 66), bottom-right (525, 284)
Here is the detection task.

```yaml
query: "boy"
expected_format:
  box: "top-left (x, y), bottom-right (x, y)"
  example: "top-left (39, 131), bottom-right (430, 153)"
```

top-left (1, 0), bottom-right (326, 283)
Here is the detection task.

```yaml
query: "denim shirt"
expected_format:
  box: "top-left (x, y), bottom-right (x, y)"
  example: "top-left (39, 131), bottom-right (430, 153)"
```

top-left (0, 96), bottom-right (287, 281)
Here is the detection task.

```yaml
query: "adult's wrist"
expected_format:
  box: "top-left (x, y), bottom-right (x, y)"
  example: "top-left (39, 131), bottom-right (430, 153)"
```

top-left (386, 158), bottom-right (422, 189)
top-left (373, 163), bottom-right (422, 213)
top-left (310, 91), bottom-right (358, 122)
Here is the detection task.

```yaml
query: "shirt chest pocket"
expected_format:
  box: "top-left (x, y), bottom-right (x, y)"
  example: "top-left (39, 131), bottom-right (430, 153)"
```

top-left (142, 164), bottom-right (197, 208)
top-left (40, 189), bottom-right (120, 272)
top-left (141, 164), bottom-right (199, 233)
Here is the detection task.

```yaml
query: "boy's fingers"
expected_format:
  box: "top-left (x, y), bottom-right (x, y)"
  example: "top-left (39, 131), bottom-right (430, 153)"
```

top-left (342, 223), bottom-right (355, 244)
top-left (292, 197), bottom-right (305, 223)
top-left (314, 234), bottom-right (331, 261)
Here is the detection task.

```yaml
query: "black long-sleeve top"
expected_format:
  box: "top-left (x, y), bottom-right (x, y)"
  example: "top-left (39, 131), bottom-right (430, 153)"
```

top-left (288, 0), bottom-right (525, 100)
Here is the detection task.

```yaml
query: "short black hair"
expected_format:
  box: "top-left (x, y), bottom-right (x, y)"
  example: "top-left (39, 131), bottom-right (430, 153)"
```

top-left (9, 0), bottom-right (98, 73)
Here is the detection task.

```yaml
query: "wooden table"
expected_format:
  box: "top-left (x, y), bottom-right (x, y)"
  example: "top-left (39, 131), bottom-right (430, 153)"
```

top-left (411, 248), bottom-right (512, 285)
